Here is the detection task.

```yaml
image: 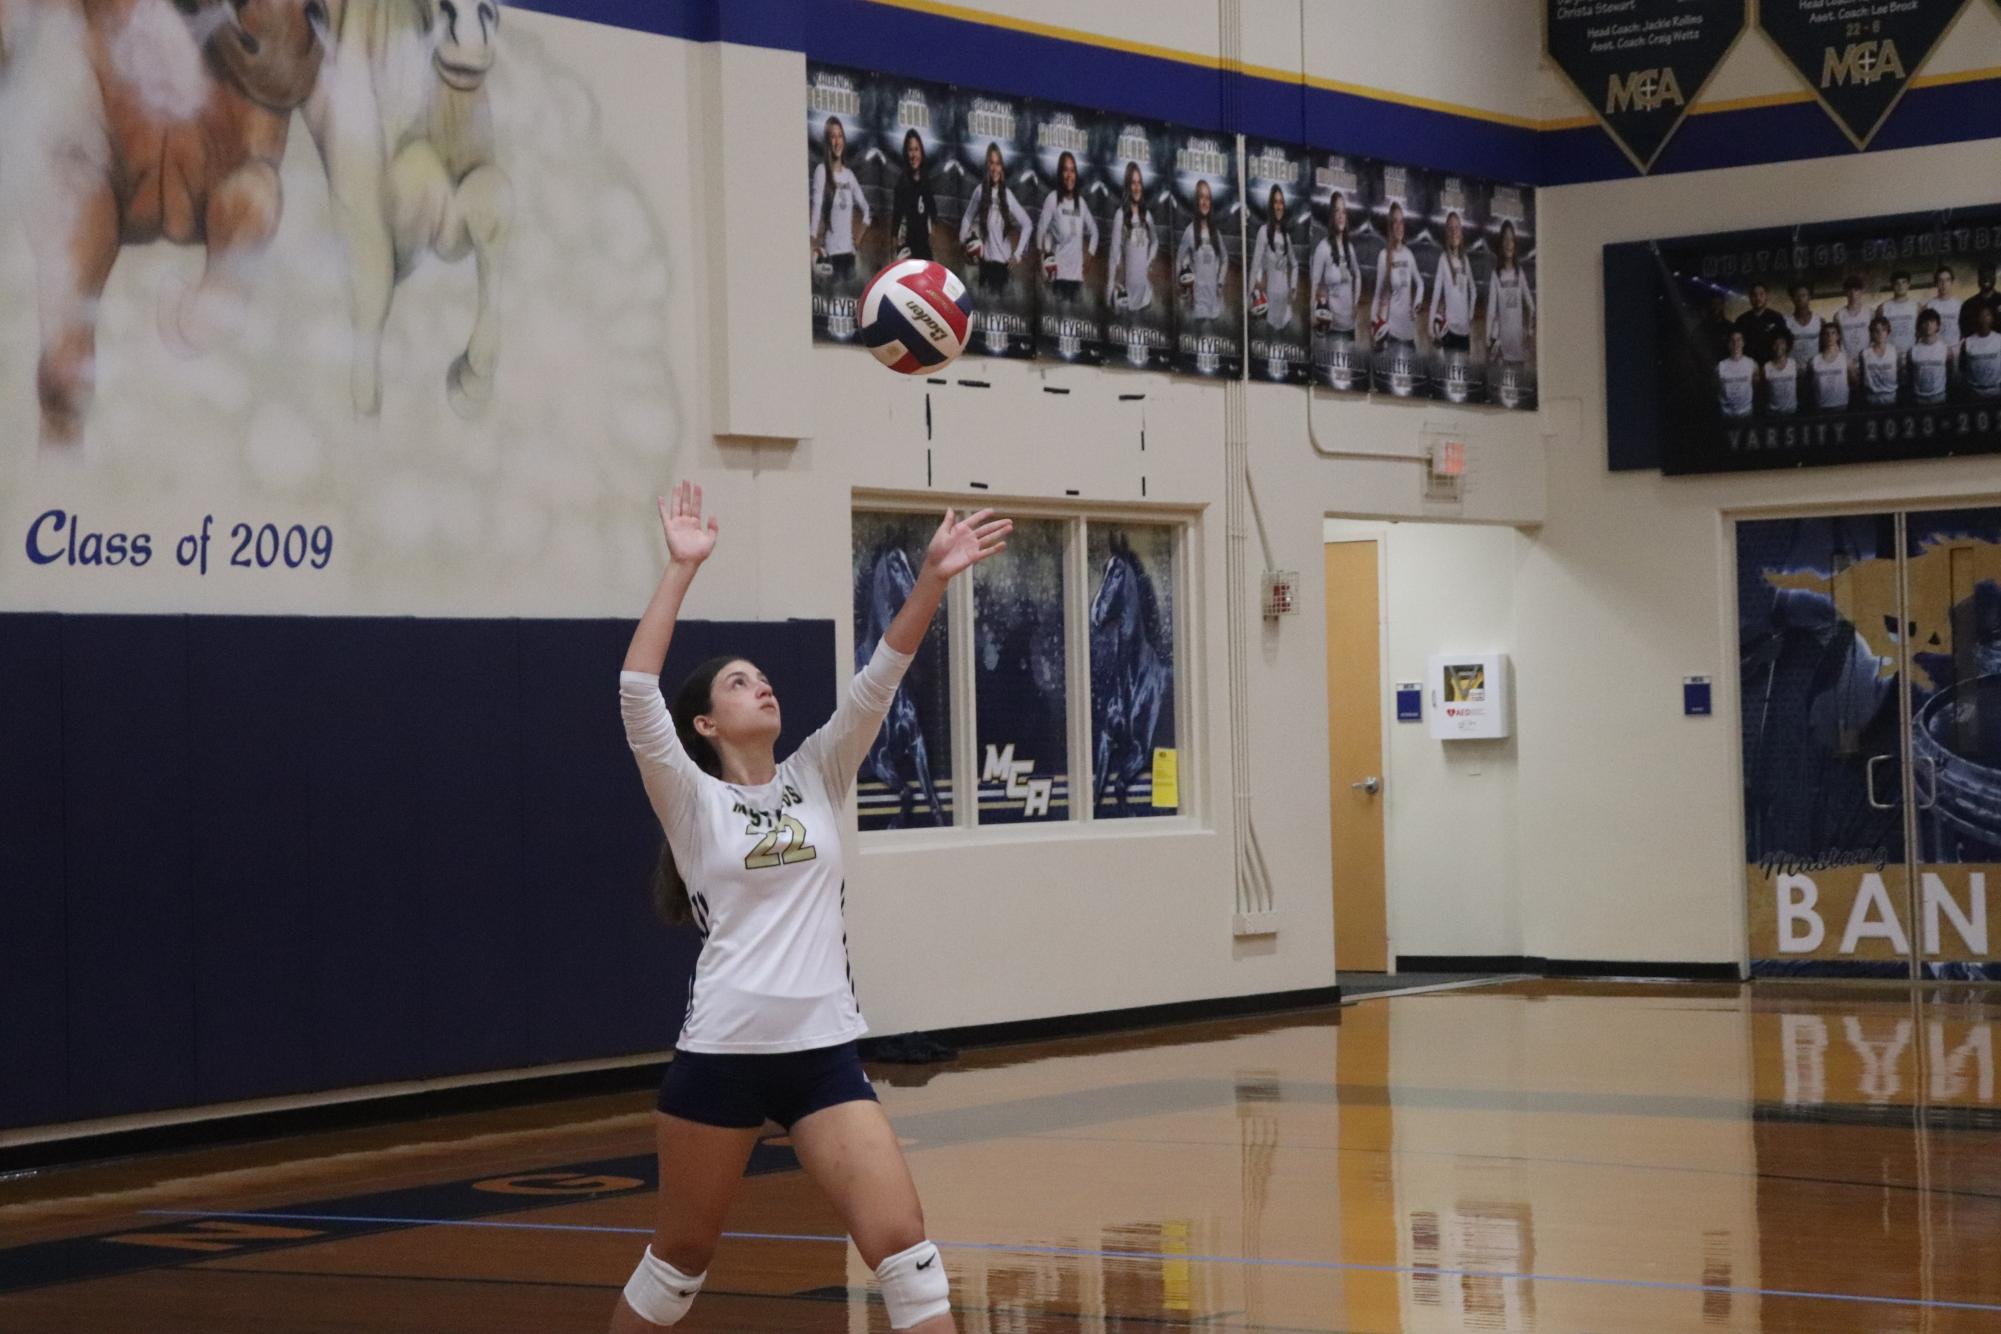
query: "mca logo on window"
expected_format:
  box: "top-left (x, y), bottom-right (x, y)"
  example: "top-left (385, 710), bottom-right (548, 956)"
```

top-left (982, 744), bottom-right (1054, 818)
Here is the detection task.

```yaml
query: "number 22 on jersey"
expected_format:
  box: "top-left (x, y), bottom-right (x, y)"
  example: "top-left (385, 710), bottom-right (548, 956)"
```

top-left (744, 814), bottom-right (817, 870)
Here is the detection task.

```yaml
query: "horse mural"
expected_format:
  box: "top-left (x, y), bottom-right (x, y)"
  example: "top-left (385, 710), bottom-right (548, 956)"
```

top-left (857, 542), bottom-right (948, 827)
top-left (1090, 532), bottom-right (1172, 814)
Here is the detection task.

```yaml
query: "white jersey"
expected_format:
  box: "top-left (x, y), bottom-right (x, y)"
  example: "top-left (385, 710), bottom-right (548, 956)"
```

top-left (1834, 306), bottom-right (1872, 359)
top-left (1717, 355), bottom-right (1755, 418)
top-left (1035, 193), bottom-right (1098, 282)
top-left (1251, 224), bottom-right (1297, 330)
top-left (1963, 331), bottom-right (2001, 397)
top-left (1910, 339), bottom-right (1948, 403)
top-left (1862, 345), bottom-right (1901, 403)
top-left (809, 163), bottom-right (869, 258)
top-left (620, 641), bottom-right (914, 1054)
top-left (1310, 238), bottom-right (1361, 333)
top-left (1784, 313), bottom-right (1822, 369)
top-left (1429, 253), bottom-right (1476, 339)
top-left (1109, 207), bottom-right (1159, 311)
top-left (1811, 351), bottom-right (1850, 409)
top-left (1763, 358), bottom-right (1799, 415)
top-left (1925, 296), bottom-right (1964, 350)
top-left (1373, 246), bottom-right (1424, 343)
top-left (1487, 266), bottom-right (1534, 362)
top-left (1176, 222), bottom-right (1225, 320)
top-left (1879, 298), bottom-right (1919, 353)
top-left (960, 185), bottom-right (1030, 262)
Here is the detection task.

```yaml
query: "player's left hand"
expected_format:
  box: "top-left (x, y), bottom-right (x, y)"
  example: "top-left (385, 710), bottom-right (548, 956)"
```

top-left (923, 508), bottom-right (1012, 582)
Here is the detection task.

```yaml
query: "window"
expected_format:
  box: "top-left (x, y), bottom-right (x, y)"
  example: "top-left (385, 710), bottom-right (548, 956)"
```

top-left (851, 510), bottom-right (955, 830)
top-left (852, 506), bottom-right (1187, 833)
top-left (1086, 521), bottom-right (1179, 819)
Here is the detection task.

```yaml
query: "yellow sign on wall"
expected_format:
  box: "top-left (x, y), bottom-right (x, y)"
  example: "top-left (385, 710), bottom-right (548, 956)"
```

top-left (1151, 748), bottom-right (1178, 808)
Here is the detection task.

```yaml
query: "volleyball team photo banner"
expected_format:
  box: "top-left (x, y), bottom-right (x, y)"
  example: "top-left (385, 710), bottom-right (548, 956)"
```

top-left (1544, 0), bottom-right (1749, 173)
top-left (1646, 203), bottom-right (2001, 474)
top-left (1758, 0), bottom-right (1967, 150)
top-left (806, 64), bottom-right (1538, 408)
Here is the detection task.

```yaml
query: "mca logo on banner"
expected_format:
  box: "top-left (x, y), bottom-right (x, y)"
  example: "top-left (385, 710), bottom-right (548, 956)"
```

top-left (1544, 0), bottom-right (1749, 173)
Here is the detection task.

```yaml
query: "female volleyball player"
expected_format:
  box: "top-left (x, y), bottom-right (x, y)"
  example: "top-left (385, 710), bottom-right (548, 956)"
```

top-left (1309, 190), bottom-right (1362, 341)
top-left (1249, 184), bottom-right (1296, 330)
top-left (1428, 209), bottom-right (1476, 354)
top-left (1035, 149), bottom-right (1098, 302)
top-left (891, 129), bottom-right (939, 262)
top-left (1174, 177), bottom-right (1225, 324)
top-left (610, 484), bottom-right (1010, 1334)
top-left (1485, 220), bottom-right (1534, 365)
top-left (960, 142), bottom-right (1029, 296)
top-left (1109, 160), bottom-right (1158, 313)
top-left (1370, 201), bottom-right (1424, 351)
top-left (809, 117), bottom-right (870, 282)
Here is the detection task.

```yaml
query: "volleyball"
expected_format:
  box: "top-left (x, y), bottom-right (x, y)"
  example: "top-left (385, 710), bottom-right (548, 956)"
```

top-left (859, 259), bottom-right (973, 375)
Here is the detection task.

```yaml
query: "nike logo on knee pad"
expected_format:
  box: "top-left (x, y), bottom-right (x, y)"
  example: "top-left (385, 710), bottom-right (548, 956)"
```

top-left (915, 1256), bottom-right (935, 1271)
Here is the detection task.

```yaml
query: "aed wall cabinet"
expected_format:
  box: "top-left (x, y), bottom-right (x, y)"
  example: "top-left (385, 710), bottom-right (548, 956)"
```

top-left (1428, 652), bottom-right (1510, 740)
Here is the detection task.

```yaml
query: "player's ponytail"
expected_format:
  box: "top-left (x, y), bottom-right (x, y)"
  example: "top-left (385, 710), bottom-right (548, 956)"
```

top-left (648, 657), bottom-right (733, 928)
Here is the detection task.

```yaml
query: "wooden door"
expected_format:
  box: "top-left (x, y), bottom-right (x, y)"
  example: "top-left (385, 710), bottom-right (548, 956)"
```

top-left (1326, 540), bottom-right (1388, 971)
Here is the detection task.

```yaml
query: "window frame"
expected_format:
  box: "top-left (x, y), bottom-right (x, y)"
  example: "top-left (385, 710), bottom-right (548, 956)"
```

top-left (852, 494), bottom-right (1199, 849)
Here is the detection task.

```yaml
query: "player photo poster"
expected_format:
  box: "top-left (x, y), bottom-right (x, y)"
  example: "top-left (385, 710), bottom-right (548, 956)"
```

top-left (1020, 102), bottom-right (1104, 364)
top-left (1759, 0), bottom-right (1966, 150)
top-left (807, 63), bottom-right (881, 343)
top-left (866, 73), bottom-right (955, 272)
top-left (1369, 163), bottom-right (1431, 397)
top-left (1308, 153), bottom-right (1379, 393)
top-left (950, 87), bottom-right (1036, 360)
top-left (1169, 127), bottom-right (1243, 378)
top-left (1484, 183), bottom-right (1540, 409)
top-left (1544, 0), bottom-right (1749, 173)
top-left (1424, 173), bottom-right (1487, 404)
top-left (1093, 116), bottom-right (1176, 371)
top-left (1243, 139), bottom-right (1312, 384)
top-left (1649, 203), bottom-right (2001, 474)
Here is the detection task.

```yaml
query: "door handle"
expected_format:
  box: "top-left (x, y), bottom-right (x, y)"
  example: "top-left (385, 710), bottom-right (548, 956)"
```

top-left (1916, 755), bottom-right (1938, 810)
top-left (1350, 776), bottom-right (1381, 795)
top-left (1865, 753), bottom-right (1895, 810)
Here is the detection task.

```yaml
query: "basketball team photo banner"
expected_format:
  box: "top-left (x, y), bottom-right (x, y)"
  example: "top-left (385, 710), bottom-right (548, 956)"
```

top-left (1544, 0), bottom-right (1749, 174)
top-left (1642, 203), bottom-right (2001, 475)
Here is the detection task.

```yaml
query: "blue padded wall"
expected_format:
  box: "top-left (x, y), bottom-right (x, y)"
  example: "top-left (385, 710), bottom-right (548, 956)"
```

top-left (0, 612), bottom-right (836, 1131)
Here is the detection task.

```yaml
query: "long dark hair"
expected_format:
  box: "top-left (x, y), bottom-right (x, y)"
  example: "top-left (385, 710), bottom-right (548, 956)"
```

top-left (1121, 160), bottom-right (1152, 243)
top-left (977, 141), bottom-right (1011, 240)
top-left (648, 655), bottom-right (733, 928)
top-left (1188, 177), bottom-right (1218, 258)
top-left (1327, 190), bottom-right (1354, 267)
top-left (1264, 184), bottom-right (1288, 251)
top-left (1496, 218), bottom-right (1520, 275)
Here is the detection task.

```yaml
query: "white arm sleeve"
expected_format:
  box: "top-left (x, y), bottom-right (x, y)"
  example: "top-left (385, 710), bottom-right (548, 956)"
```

top-left (620, 672), bottom-right (708, 848)
top-left (854, 173), bottom-right (871, 227)
top-left (1372, 255), bottom-right (1389, 319)
top-left (1083, 205), bottom-right (1099, 254)
top-left (808, 165), bottom-right (825, 242)
top-left (1110, 214), bottom-right (1127, 294)
top-left (1310, 243), bottom-right (1328, 295)
top-left (1430, 258), bottom-right (1447, 324)
top-left (1036, 193), bottom-right (1056, 251)
top-left (795, 640), bottom-right (918, 801)
top-left (1250, 229), bottom-right (1269, 288)
top-left (1007, 191), bottom-right (1031, 260)
top-left (1145, 223), bottom-right (1159, 266)
top-left (1521, 273), bottom-right (1536, 322)
top-left (959, 199), bottom-right (977, 244)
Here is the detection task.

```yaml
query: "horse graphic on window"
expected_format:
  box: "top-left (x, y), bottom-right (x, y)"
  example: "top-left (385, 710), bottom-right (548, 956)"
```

top-left (1091, 534), bottom-right (1172, 814)
top-left (857, 543), bottom-right (948, 827)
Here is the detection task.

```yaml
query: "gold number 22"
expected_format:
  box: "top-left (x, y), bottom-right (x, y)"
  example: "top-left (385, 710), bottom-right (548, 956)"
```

top-left (744, 815), bottom-right (817, 870)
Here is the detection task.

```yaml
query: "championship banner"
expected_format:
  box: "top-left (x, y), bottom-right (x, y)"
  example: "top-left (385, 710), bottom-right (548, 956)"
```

top-left (1648, 204), bottom-right (2001, 473)
top-left (1759, 0), bottom-right (1967, 150)
top-left (1545, 0), bottom-right (1749, 173)
top-left (1243, 139), bottom-right (1311, 384)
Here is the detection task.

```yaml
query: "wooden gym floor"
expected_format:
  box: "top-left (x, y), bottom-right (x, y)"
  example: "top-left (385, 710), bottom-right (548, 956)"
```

top-left (2, 979), bottom-right (1997, 1332)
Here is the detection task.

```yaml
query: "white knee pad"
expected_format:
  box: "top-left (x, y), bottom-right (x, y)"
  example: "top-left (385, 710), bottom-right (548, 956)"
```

top-left (875, 1240), bottom-right (950, 1329)
top-left (622, 1246), bottom-right (705, 1326)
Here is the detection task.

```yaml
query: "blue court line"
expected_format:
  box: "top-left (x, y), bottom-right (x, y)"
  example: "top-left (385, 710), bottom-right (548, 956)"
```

top-left (139, 1209), bottom-right (2001, 1316)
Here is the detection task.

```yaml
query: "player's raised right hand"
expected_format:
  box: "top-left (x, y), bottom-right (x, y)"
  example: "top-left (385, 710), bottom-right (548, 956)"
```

top-left (660, 481), bottom-right (719, 568)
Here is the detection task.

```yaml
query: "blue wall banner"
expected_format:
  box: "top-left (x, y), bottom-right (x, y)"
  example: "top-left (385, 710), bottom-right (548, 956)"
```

top-left (1544, 0), bottom-right (1750, 173)
top-left (1757, 0), bottom-right (1968, 150)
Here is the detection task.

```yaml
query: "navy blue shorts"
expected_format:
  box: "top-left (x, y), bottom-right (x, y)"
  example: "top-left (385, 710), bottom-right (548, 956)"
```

top-left (657, 1041), bottom-right (876, 1130)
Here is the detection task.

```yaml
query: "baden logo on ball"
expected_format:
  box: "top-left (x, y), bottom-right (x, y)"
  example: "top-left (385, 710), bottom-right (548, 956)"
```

top-left (859, 259), bottom-right (974, 375)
